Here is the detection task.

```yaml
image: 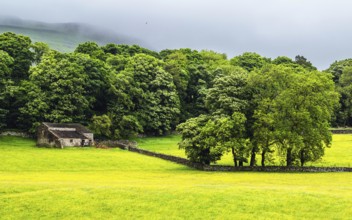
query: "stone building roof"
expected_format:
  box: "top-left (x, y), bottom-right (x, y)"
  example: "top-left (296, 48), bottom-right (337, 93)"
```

top-left (43, 122), bottom-right (92, 133)
top-left (50, 130), bottom-right (88, 139)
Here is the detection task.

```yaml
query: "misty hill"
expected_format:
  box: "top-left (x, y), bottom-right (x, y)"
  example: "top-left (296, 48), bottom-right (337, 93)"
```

top-left (0, 16), bottom-right (141, 52)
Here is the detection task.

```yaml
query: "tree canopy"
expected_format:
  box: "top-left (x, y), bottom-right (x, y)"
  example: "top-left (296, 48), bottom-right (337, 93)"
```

top-left (0, 32), bottom-right (345, 167)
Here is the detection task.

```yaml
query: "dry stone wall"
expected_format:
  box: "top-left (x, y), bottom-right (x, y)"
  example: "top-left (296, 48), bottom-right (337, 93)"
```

top-left (98, 140), bottom-right (352, 173)
top-left (0, 130), bottom-right (32, 138)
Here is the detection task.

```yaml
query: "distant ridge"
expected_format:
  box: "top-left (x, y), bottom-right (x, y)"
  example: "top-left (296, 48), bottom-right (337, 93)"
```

top-left (0, 16), bottom-right (143, 52)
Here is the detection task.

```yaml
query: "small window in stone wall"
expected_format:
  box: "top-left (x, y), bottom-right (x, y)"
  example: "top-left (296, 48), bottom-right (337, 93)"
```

top-left (70, 139), bottom-right (73, 143)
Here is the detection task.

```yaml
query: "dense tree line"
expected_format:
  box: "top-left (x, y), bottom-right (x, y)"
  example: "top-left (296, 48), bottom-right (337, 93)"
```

top-left (0, 32), bottom-right (349, 166)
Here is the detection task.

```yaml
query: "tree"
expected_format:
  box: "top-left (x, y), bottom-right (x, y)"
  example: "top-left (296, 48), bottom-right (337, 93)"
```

top-left (0, 50), bottom-right (14, 129)
top-left (199, 50), bottom-right (228, 71)
top-left (20, 52), bottom-right (91, 132)
top-left (184, 65), bottom-right (212, 118)
top-left (206, 66), bottom-right (248, 115)
top-left (177, 115), bottom-right (222, 165)
top-left (68, 53), bottom-right (113, 115)
top-left (248, 65), bottom-right (293, 166)
top-left (109, 54), bottom-right (180, 136)
top-left (276, 70), bottom-right (337, 166)
top-left (230, 52), bottom-right (270, 72)
top-left (106, 54), bottom-right (128, 73)
top-left (209, 113), bottom-right (249, 167)
top-left (248, 65), bottom-right (338, 166)
top-left (0, 32), bottom-right (34, 128)
top-left (75, 41), bottom-right (105, 60)
top-left (325, 58), bottom-right (352, 83)
top-left (177, 66), bottom-right (251, 166)
top-left (335, 67), bottom-right (352, 126)
top-left (114, 115), bottom-right (143, 139)
top-left (89, 114), bottom-right (112, 138)
top-left (294, 55), bottom-right (317, 71)
top-left (0, 32), bottom-right (33, 81)
top-left (31, 42), bottom-right (50, 64)
top-left (102, 43), bottom-right (160, 58)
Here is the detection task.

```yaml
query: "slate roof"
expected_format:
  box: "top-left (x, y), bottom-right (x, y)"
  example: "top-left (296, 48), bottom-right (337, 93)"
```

top-left (43, 122), bottom-right (92, 133)
top-left (49, 130), bottom-right (88, 139)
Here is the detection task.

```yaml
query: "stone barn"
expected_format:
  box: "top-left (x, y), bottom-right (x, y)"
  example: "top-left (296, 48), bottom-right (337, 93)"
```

top-left (37, 122), bottom-right (94, 148)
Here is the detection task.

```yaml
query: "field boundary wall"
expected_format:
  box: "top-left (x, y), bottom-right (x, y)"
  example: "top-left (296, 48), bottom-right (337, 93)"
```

top-left (98, 140), bottom-right (352, 172)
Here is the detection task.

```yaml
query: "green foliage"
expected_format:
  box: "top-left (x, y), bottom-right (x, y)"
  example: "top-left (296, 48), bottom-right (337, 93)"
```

top-left (68, 53), bottom-right (112, 114)
top-left (0, 50), bottom-right (14, 129)
top-left (325, 58), bottom-right (352, 83)
top-left (89, 114), bottom-right (112, 138)
top-left (0, 32), bottom-right (33, 81)
top-left (106, 54), bottom-right (128, 73)
top-left (272, 56), bottom-right (294, 65)
top-left (20, 52), bottom-right (90, 131)
top-left (109, 53), bottom-right (180, 136)
top-left (249, 65), bottom-right (338, 166)
top-left (177, 115), bottom-right (221, 165)
top-left (102, 43), bottom-right (160, 58)
top-left (162, 48), bottom-right (215, 120)
top-left (199, 50), bottom-right (228, 71)
top-left (206, 66), bottom-right (248, 115)
top-left (335, 67), bottom-right (352, 126)
top-left (230, 52), bottom-right (270, 72)
top-left (0, 31), bottom-right (346, 158)
top-left (75, 41), bottom-right (105, 60)
top-left (31, 41), bottom-right (50, 64)
top-left (114, 115), bottom-right (143, 139)
top-left (0, 32), bottom-right (34, 128)
top-left (294, 55), bottom-right (317, 71)
top-left (184, 65), bottom-right (212, 117)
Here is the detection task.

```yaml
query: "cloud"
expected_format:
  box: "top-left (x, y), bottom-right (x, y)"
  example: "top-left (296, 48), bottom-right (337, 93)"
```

top-left (3, 0), bottom-right (352, 69)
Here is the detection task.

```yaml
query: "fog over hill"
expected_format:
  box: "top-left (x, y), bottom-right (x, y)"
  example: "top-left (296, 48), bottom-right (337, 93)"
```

top-left (0, 16), bottom-right (145, 52)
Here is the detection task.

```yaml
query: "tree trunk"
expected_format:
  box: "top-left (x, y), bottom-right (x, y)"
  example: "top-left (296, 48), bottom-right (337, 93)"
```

top-left (300, 150), bottom-right (305, 167)
top-left (239, 160), bottom-right (243, 167)
top-left (231, 147), bottom-right (238, 167)
top-left (250, 145), bottom-right (257, 167)
top-left (261, 150), bottom-right (266, 167)
top-left (286, 148), bottom-right (293, 166)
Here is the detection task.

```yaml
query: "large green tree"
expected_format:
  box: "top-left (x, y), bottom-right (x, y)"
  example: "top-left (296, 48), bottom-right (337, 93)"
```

top-left (20, 52), bottom-right (91, 131)
top-left (250, 65), bottom-right (338, 166)
top-left (109, 54), bottom-right (180, 137)
top-left (0, 32), bottom-right (33, 81)
top-left (0, 32), bottom-right (34, 128)
top-left (335, 67), bottom-right (352, 126)
top-left (0, 50), bottom-right (14, 129)
top-left (177, 115), bottom-right (221, 165)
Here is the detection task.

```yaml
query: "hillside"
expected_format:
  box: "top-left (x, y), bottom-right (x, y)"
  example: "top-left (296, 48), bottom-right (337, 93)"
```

top-left (0, 16), bottom-right (141, 52)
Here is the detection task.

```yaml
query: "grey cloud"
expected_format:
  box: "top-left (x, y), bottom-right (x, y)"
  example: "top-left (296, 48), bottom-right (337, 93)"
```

top-left (3, 0), bottom-right (352, 69)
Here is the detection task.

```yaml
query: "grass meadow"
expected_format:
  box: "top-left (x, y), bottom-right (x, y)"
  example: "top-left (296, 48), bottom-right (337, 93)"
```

top-left (0, 135), bottom-right (351, 219)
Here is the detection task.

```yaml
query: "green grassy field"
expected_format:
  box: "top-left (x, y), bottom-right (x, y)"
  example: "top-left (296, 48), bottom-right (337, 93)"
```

top-left (1, 136), bottom-right (352, 219)
top-left (136, 134), bottom-right (352, 167)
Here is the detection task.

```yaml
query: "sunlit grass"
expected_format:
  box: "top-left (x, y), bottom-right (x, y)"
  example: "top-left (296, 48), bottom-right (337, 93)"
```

top-left (0, 136), bottom-right (351, 219)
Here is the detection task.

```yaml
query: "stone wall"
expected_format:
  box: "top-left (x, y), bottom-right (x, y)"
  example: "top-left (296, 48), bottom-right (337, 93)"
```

top-left (331, 129), bottom-right (352, 134)
top-left (0, 130), bottom-right (32, 138)
top-left (98, 140), bottom-right (352, 173)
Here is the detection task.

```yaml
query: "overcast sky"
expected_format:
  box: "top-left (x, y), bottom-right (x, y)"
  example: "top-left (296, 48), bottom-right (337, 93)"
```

top-left (2, 0), bottom-right (352, 69)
